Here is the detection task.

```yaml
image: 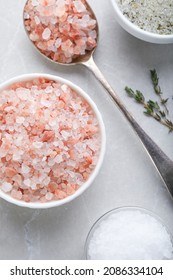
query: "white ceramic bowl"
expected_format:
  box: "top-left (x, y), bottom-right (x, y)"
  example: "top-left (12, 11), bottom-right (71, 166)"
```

top-left (0, 73), bottom-right (106, 209)
top-left (110, 0), bottom-right (173, 44)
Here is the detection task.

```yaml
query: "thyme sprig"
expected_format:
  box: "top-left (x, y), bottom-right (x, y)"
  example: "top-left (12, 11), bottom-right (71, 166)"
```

top-left (125, 78), bottom-right (173, 132)
top-left (150, 69), bottom-right (169, 114)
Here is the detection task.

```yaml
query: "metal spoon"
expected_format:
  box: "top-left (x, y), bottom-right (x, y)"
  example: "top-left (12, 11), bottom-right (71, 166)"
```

top-left (23, 0), bottom-right (173, 198)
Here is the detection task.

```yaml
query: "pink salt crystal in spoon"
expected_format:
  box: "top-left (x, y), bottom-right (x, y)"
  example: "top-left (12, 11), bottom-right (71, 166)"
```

top-left (23, 1), bottom-right (173, 199)
top-left (23, 0), bottom-right (98, 64)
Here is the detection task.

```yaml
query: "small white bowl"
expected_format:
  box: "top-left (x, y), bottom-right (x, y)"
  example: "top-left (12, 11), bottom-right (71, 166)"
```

top-left (110, 0), bottom-right (173, 44)
top-left (0, 73), bottom-right (106, 209)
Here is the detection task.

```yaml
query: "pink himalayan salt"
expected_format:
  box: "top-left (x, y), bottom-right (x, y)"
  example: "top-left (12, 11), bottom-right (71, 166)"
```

top-left (24, 0), bottom-right (97, 64)
top-left (0, 78), bottom-right (101, 203)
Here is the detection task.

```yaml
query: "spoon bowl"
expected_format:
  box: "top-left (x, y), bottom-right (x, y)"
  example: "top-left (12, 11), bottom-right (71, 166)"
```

top-left (23, 0), bottom-right (173, 200)
top-left (23, 0), bottom-right (98, 65)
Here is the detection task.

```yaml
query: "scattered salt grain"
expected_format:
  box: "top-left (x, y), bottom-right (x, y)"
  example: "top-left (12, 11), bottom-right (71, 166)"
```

top-left (87, 208), bottom-right (173, 260)
top-left (116, 0), bottom-right (173, 35)
top-left (0, 78), bottom-right (101, 203)
top-left (24, 0), bottom-right (97, 63)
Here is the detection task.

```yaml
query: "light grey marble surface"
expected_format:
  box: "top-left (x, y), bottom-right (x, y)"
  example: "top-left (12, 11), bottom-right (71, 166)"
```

top-left (0, 0), bottom-right (173, 260)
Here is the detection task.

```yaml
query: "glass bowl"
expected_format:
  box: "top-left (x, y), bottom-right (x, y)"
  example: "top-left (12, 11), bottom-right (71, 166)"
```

top-left (85, 206), bottom-right (173, 260)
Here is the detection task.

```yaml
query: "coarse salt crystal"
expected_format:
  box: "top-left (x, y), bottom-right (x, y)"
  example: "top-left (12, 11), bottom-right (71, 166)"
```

top-left (45, 192), bottom-right (53, 201)
top-left (24, 179), bottom-right (32, 187)
top-left (55, 38), bottom-right (62, 48)
top-left (1, 182), bottom-right (13, 193)
top-left (23, 12), bottom-right (30, 20)
top-left (41, 99), bottom-right (52, 107)
top-left (61, 130), bottom-right (70, 140)
top-left (43, 176), bottom-right (51, 186)
top-left (32, 0), bottom-right (39, 6)
top-left (31, 183), bottom-right (37, 190)
top-left (48, 159), bottom-right (55, 167)
top-left (32, 141), bottom-right (44, 149)
top-left (16, 116), bottom-right (25, 124)
top-left (11, 189), bottom-right (22, 200)
top-left (74, 1), bottom-right (86, 13)
top-left (49, 119), bottom-right (57, 127)
top-left (54, 155), bottom-right (63, 163)
top-left (42, 28), bottom-right (51, 40)
top-left (54, 0), bottom-right (66, 17)
top-left (45, 86), bottom-right (53, 93)
top-left (34, 15), bottom-right (40, 24)
top-left (12, 153), bottom-right (21, 161)
top-left (21, 164), bottom-right (31, 174)
top-left (53, 141), bottom-right (59, 147)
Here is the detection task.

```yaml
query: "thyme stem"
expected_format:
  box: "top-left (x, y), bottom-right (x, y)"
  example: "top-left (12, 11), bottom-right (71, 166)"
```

top-left (150, 69), bottom-right (169, 114)
top-left (125, 86), bottom-right (173, 132)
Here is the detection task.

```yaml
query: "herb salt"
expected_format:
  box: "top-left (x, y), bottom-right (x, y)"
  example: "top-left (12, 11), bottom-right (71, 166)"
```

top-left (116, 0), bottom-right (173, 35)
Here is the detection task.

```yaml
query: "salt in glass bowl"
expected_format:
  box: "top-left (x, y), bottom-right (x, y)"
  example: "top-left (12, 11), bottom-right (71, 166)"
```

top-left (0, 73), bottom-right (106, 209)
top-left (110, 0), bottom-right (173, 44)
top-left (84, 206), bottom-right (173, 260)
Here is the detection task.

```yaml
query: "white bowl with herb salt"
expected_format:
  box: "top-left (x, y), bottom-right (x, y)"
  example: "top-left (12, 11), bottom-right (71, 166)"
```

top-left (111, 0), bottom-right (173, 43)
top-left (85, 207), bottom-right (173, 260)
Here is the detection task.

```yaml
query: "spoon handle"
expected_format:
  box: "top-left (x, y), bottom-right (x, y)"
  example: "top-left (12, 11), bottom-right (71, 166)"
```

top-left (82, 55), bottom-right (173, 198)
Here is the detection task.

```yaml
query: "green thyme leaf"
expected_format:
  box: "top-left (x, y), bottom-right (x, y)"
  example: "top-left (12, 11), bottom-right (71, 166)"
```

top-left (154, 113), bottom-right (161, 121)
top-left (161, 98), bottom-right (169, 105)
top-left (135, 90), bottom-right (145, 103)
top-left (150, 69), bottom-right (169, 113)
top-left (125, 86), bottom-right (135, 97)
top-left (125, 69), bottom-right (173, 132)
top-left (159, 111), bottom-right (166, 118)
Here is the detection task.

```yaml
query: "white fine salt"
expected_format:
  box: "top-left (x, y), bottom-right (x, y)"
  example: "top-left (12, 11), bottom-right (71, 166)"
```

top-left (87, 209), bottom-right (173, 260)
